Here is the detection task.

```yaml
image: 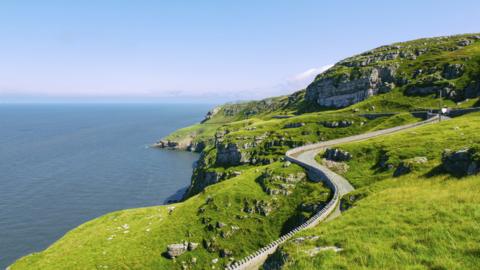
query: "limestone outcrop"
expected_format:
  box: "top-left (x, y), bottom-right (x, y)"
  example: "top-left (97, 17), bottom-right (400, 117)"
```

top-left (306, 65), bottom-right (397, 108)
top-left (305, 35), bottom-right (480, 108)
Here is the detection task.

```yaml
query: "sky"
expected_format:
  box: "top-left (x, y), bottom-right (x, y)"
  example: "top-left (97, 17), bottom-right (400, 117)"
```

top-left (1, 0), bottom-right (479, 103)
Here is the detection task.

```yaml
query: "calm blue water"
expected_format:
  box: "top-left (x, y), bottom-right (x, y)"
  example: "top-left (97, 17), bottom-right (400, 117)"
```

top-left (0, 103), bottom-right (211, 268)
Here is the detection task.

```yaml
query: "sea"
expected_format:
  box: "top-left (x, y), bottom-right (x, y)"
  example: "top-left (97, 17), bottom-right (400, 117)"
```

top-left (0, 103), bottom-right (212, 268)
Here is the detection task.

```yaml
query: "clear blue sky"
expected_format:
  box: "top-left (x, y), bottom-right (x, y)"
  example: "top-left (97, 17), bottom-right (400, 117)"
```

top-left (1, 0), bottom-right (479, 102)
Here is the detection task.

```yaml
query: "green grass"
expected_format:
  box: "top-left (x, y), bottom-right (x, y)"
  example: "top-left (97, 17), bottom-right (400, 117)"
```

top-left (271, 112), bottom-right (480, 270)
top-left (10, 163), bottom-right (330, 270)
top-left (12, 33), bottom-right (480, 270)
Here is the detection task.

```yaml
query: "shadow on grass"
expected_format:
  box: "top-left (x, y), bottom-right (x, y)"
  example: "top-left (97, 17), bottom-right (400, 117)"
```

top-left (423, 165), bottom-right (465, 179)
top-left (280, 210), bottom-right (309, 235)
top-left (160, 251), bottom-right (171, 259)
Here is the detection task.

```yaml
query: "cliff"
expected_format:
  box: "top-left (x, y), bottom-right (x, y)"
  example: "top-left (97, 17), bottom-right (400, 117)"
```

top-left (306, 33), bottom-right (480, 108)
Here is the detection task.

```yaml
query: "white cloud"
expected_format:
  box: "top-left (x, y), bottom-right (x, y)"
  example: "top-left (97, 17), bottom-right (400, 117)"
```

top-left (290, 64), bottom-right (334, 83)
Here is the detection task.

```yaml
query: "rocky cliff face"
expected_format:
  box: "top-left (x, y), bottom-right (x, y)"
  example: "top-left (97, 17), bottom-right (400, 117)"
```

top-left (306, 34), bottom-right (480, 108)
top-left (306, 65), bottom-right (397, 108)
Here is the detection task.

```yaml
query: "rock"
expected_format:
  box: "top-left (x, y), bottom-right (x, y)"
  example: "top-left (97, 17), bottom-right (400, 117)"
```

top-left (216, 222), bottom-right (226, 228)
top-left (393, 157), bottom-right (428, 177)
top-left (201, 107), bottom-right (221, 123)
top-left (323, 148), bottom-right (352, 161)
top-left (301, 202), bottom-right (325, 212)
top-left (203, 237), bottom-right (219, 253)
top-left (216, 143), bottom-right (250, 165)
top-left (187, 141), bottom-right (206, 153)
top-left (187, 242), bottom-right (199, 251)
top-left (393, 162), bottom-right (412, 177)
top-left (282, 161), bottom-right (291, 167)
top-left (442, 148), bottom-right (480, 176)
top-left (458, 39), bottom-right (473, 46)
top-left (305, 246), bottom-right (343, 256)
top-left (321, 159), bottom-right (349, 174)
top-left (305, 65), bottom-right (397, 108)
top-left (220, 230), bottom-right (232, 239)
top-left (167, 243), bottom-right (187, 258)
top-left (321, 120), bottom-right (354, 128)
top-left (212, 258), bottom-right (219, 264)
top-left (220, 249), bottom-right (233, 258)
top-left (284, 122), bottom-right (306, 128)
top-left (443, 63), bottom-right (464, 79)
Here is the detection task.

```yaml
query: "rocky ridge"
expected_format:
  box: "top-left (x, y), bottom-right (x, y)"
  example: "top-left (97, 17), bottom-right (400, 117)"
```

top-left (306, 34), bottom-right (480, 108)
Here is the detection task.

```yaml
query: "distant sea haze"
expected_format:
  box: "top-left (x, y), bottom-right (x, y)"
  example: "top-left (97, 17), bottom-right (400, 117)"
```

top-left (0, 103), bottom-right (211, 268)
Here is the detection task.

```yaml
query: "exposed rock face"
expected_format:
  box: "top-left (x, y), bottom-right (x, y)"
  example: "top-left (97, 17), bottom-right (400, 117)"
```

top-left (442, 148), bottom-right (480, 176)
top-left (323, 148), bottom-right (352, 162)
top-left (305, 35), bottom-right (479, 108)
top-left (258, 171), bottom-right (306, 196)
top-left (283, 122), bottom-right (305, 128)
top-left (215, 143), bottom-right (250, 165)
top-left (243, 199), bottom-right (275, 216)
top-left (201, 106), bottom-right (221, 123)
top-left (306, 65), bottom-right (397, 108)
top-left (321, 120), bottom-right (354, 128)
top-left (443, 63), bottom-right (464, 79)
top-left (154, 138), bottom-right (205, 152)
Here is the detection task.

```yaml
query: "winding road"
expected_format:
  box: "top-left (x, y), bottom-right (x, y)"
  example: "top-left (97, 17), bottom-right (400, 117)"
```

top-left (227, 115), bottom-right (442, 270)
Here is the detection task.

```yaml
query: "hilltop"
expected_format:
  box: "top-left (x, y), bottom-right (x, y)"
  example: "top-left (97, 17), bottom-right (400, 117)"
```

top-left (10, 33), bottom-right (480, 270)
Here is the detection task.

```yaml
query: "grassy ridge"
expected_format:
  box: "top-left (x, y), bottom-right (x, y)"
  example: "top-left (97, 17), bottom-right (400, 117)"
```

top-left (269, 112), bottom-right (480, 270)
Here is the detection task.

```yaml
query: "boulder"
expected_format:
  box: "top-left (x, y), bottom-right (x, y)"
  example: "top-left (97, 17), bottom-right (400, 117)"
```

top-left (442, 148), bottom-right (480, 176)
top-left (458, 39), bottom-right (473, 46)
top-left (167, 243), bottom-right (187, 258)
top-left (323, 148), bottom-right (352, 161)
top-left (188, 242), bottom-right (199, 251)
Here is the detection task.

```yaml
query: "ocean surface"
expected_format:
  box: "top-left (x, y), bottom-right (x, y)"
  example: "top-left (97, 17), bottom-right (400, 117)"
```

top-left (0, 103), bottom-right (211, 268)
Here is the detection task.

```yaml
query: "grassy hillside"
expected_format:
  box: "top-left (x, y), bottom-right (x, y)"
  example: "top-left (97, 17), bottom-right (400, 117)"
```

top-left (265, 112), bottom-right (480, 270)
top-left (161, 34), bottom-right (480, 153)
top-left (11, 33), bottom-right (480, 270)
top-left (11, 162), bottom-right (331, 269)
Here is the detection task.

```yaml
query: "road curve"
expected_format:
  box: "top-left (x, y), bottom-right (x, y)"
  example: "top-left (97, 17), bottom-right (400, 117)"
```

top-left (226, 115), bottom-right (441, 270)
